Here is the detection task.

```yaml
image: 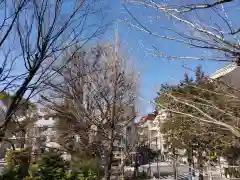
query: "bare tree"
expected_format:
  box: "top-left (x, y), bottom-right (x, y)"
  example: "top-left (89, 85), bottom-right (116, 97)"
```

top-left (0, 90), bottom-right (37, 155)
top-left (122, 1), bottom-right (240, 137)
top-left (41, 43), bottom-right (138, 180)
top-left (156, 73), bottom-right (240, 137)
top-left (0, 0), bottom-right (28, 89)
top-left (159, 67), bottom-right (240, 129)
top-left (123, 0), bottom-right (240, 63)
top-left (0, 0), bottom-right (107, 135)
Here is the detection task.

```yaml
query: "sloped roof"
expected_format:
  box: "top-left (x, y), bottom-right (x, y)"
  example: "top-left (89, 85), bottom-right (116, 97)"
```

top-left (138, 113), bottom-right (156, 126)
top-left (210, 63), bottom-right (238, 79)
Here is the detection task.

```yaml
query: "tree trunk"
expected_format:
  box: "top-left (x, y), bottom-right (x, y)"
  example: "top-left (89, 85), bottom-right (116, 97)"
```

top-left (133, 152), bottom-right (139, 178)
top-left (173, 158), bottom-right (177, 180)
top-left (173, 147), bottom-right (177, 180)
top-left (147, 147), bottom-right (151, 177)
top-left (192, 148), bottom-right (195, 177)
top-left (104, 152), bottom-right (113, 180)
top-left (104, 133), bottom-right (114, 180)
top-left (187, 146), bottom-right (192, 180)
top-left (198, 148), bottom-right (204, 180)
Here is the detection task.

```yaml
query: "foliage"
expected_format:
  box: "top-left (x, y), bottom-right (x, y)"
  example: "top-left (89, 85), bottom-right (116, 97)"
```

top-left (0, 165), bottom-right (26, 180)
top-left (70, 152), bottom-right (104, 179)
top-left (1, 151), bottom-right (101, 180)
top-left (155, 66), bottom-right (240, 178)
top-left (0, 149), bottom-right (30, 180)
top-left (42, 44), bottom-right (138, 180)
top-left (33, 152), bottom-right (69, 179)
top-left (28, 164), bottom-right (39, 178)
top-left (71, 170), bottom-right (98, 180)
top-left (223, 145), bottom-right (240, 166)
top-left (0, 91), bottom-right (36, 113)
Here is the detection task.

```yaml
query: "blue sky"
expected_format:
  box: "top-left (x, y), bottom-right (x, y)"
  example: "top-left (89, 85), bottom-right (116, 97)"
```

top-left (0, 0), bottom-right (234, 117)
top-left (100, 0), bottom-right (233, 117)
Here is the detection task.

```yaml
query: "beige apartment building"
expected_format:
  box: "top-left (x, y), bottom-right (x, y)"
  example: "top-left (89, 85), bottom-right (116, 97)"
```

top-left (138, 110), bottom-right (167, 152)
top-left (210, 63), bottom-right (240, 88)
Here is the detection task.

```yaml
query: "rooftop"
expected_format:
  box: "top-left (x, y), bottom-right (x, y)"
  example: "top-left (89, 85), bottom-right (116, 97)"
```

top-left (210, 63), bottom-right (238, 79)
top-left (138, 113), bottom-right (156, 126)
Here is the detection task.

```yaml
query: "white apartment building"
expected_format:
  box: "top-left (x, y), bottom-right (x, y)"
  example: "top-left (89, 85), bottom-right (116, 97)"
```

top-left (210, 63), bottom-right (240, 88)
top-left (138, 110), bottom-right (167, 152)
top-left (0, 102), bottom-right (59, 158)
top-left (111, 119), bottom-right (137, 164)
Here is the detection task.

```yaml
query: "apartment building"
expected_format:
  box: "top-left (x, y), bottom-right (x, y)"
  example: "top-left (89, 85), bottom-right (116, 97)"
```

top-left (210, 63), bottom-right (240, 88)
top-left (0, 101), bottom-right (58, 158)
top-left (111, 119), bottom-right (137, 165)
top-left (138, 110), bottom-right (167, 152)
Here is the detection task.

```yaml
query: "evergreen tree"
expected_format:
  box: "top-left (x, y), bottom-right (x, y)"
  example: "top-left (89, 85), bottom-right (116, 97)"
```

top-left (156, 66), bottom-right (240, 179)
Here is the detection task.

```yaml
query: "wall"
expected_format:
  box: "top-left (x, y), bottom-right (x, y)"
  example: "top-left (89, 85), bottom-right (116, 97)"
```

top-left (219, 67), bottom-right (240, 89)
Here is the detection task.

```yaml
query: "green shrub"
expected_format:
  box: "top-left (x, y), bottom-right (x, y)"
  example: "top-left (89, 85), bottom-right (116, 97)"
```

top-left (28, 164), bottom-right (39, 177)
top-left (33, 152), bottom-right (70, 179)
top-left (28, 152), bottom-right (99, 180)
top-left (70, 152), bottom-right (104, 177)
top-left (1, 151), bottom-right (103, 180)
top-left (0, 149), bottom-right (30, 180)
top-left (4, 149), bottom-right (30, 169)
top-left (72, 170), bottom-right (98, 180)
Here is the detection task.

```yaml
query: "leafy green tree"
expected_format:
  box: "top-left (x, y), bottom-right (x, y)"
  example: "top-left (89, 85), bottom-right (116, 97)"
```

top-left (33, 152), bottom-right (69, 179)
top-left (156, 66), bottom-right (240, 179)
top-left (0, 149), bottom-right (30, 180)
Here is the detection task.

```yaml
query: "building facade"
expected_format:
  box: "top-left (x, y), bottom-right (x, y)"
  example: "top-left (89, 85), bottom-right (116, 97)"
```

top-left (210, 63), bottom-right (240, 88)
top-left (0, 105), bottom-right (58, 159)
top-left (138, 110), bottom-right (167, 152)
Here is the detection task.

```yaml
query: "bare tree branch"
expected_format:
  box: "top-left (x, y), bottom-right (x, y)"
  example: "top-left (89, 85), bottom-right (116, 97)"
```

top-left (0, 0), bottom-right (107, 133)
top-left (124, 0), bottom-right (240, 64)
top-left (40, 44), bottom-right (138, 180)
